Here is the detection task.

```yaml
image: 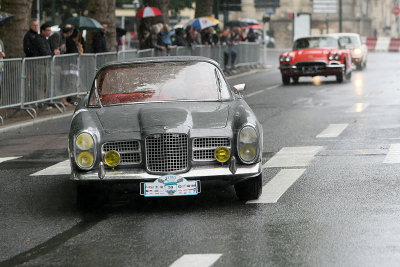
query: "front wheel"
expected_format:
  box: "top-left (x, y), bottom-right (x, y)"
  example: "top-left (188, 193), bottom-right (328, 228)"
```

top-left (282, 75), bottom-right (291, 85)
top-left (292, 76), bottom-right (299, 84)
top-left (234, 174), bottom-right (262, 201)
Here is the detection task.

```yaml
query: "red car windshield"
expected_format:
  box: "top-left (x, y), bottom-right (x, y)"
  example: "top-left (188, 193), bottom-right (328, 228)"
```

top-left (89, 61), bottom-right (231, 106)
top-left (293, 37), bottom-right (339, 50)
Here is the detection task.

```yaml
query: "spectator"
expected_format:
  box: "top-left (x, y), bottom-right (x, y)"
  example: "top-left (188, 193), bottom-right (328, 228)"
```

top-left (0, 38), bottom-right (4, 88)
top-left (23, 19), bottom-right (40, 57)
top-left (173, 28), bottom-right (188, 47)
top-left (150, 24), bottom-right (166, 52)
top-left (35, 23), bottom-right (59, 56)
top-left (139, 30), bottom-right (152, 49)
top-left (202, 27), bottom-right (218, 46)
top-left (49, 24), bottom-right (73, 55)
top-left (66, 29), bottom-right (83, 54)
top-left (247, 28), bottom-right (257, 42)
top-left (185, 25), bottom-right (201, 47)
top-left (220, 28), bottom-right (237, 69)
top-left (92, 23), bottom-right (107, 53)
top-left (160, 24), bottom-right (174, 52)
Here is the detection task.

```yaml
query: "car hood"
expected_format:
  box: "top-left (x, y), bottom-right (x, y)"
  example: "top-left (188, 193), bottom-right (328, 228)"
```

top-left (95, 102), bottom-right (230, 135)
top-left (290, 48), bottom-right (332, 62)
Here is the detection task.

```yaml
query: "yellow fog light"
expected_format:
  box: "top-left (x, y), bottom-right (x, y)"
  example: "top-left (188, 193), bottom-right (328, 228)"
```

top-left (76, 133), bottom-right (94, 150)
top-left (77, 152), bottom-right (94, 168)
top-left (240, 145), bottom-right (256, 162)
top-left (214, 147), bottom-right (230, 163)
top-left (104, 150), bottom-right (120, 167)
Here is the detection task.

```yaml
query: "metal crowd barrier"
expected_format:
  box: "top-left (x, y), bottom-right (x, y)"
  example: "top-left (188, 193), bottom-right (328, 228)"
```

top-left (0, 43), bottom-right (260, 125)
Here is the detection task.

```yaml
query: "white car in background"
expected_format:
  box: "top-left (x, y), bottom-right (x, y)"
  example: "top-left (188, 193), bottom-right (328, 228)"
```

top-left (328, 33), bottom-right (368, 70)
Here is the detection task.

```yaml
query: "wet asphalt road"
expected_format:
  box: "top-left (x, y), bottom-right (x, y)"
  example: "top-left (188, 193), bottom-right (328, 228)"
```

top-left (1, 52), bottom-right (400, 266)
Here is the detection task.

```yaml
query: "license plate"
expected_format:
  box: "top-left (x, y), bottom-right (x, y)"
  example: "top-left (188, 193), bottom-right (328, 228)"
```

top-left (140, 174), bottom-right (200, 197)
top-left (303, 67), bottom-right (314, 74)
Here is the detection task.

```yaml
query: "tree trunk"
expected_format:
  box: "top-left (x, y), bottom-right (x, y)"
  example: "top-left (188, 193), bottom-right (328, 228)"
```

top-left (87, 0), bottom-right (116, 53)
top-left (0, 0), bottom-right (33, 58)
top-left (195, 0), bottom-right (214, 18)
top-left (147, 0), bottom-right (170, 25)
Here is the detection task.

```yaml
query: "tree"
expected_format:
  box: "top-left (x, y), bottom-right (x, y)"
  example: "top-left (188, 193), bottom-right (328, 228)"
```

top-left (87, 0), bottom-right (116, 52)
top-left (146, 0), bottom-right (170, 25)
top-left (194, 0), bottom-right (213, 18)
top-left (0, 0), bottom-right (34, 58)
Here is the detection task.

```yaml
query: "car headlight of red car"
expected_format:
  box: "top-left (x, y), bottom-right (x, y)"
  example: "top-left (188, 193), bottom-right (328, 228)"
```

top-left (280, 56), bottom-right (291, 62)
top-left (74, 132), bottom-right (96, 170)
top-left (328, 54), bottom-right (341, 61)
top-left (238, 125), bottom-right (259, 164)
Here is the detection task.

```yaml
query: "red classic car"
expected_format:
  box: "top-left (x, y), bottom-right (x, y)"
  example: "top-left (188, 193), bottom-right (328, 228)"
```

top-left (279, 35), bottom-right (353, 85)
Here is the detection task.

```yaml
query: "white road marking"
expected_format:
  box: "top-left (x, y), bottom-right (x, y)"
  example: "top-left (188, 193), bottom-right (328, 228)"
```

top-left (346, 103), bottom-right (369, 113)
top-left (246, 84), bottom-right (280, 97)
top-left (169, 254), bottom-right (222, 267)
top-left (30, 160), bottom-right (71, 176)
top-left (263, 146), bottom-right (323, 168)
top-left (0, 157), bottom-right (21, 164)
top-left (383, 144), bottom-right (400, 164)
top-left (247, 169), bottom-right (306, 204)
top-left (316, 124), bottom-right (348, 138)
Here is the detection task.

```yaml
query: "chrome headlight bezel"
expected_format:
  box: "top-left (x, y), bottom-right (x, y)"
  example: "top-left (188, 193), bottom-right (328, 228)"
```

top-left (237, 124), bottom-right (260, 164)
top-left (74, 131), bottom-right (96, 170)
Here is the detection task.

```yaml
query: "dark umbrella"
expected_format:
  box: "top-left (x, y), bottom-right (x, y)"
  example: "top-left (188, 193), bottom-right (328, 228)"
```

top-left (117, 27), bottom-right (127, 37)
top-left (0, 11), bottom-right (14, 27)
top-left (62, 16), bottom-right (104, 30)
top-left (225, 20), bottom-right (248, 28)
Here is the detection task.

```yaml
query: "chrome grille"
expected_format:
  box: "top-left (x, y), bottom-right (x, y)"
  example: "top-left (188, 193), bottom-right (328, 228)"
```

top-left (146, 133), bottom-right (188, 173)
top-left (193, 137), bottom-right (230, 161)
top-left (102, 140), bottom-right (141, 165)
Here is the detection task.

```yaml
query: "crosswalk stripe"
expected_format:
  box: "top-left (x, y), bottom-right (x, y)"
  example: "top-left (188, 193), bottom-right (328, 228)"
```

top-left (316, 124), bottom-right (348, 138)
top-left (383, 144), bottom-right (400, 164)
top-left (263, 146), bottom-right (323, 168)
top-left (247, 169), bottom-right (306, 204)
top-left (346, 103), bottom-right (369, 113)
top-left (30, 160), bottom-right (71, 176)
top-left (0, 157), bottom-right (21, 163)
top-left (169, 254), bottom-right (222, 267)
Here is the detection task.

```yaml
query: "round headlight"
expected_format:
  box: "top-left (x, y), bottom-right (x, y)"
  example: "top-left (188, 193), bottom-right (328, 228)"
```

top-left (214, 147), bottom-right (230, 163)
top-left (285, 56), bottom-right (291, 62)
top-left (77, 151), bottom-right (94, 168)
top-left (353, 48), bottom-right (362, 55)
top-left (240, 126), bottom-right (257, 144)
top-left (76, 133), bottom-right (94, 150)
top-left (328, 54), bottom-right (334, 60)
top-left (334, 54), bottom-right (341, 60)
top-left (240, 145), bottom-right (257, 162)
top-left (280, 56), bottom-right (285, 62)
top-left (104, 150), bottom-right (120, 167)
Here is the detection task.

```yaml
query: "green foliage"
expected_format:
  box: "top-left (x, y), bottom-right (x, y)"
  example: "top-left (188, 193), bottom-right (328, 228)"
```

top-left (170, 0), bottom-right (194, 16)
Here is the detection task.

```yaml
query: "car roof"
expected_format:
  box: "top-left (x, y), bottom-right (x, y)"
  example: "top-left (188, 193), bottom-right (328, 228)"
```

top-left (326, 33), bottom-right (361, 37)
top-left (97, 56), bottom-right (220, 73)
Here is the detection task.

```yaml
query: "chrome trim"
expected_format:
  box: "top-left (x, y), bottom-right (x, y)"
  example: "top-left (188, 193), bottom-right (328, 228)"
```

top-left (72, 162), bottom-right (262, 181)
top-left (192, 137), bottom-right (231, 161)
top-left (101, 140), bottom-right (141, 165)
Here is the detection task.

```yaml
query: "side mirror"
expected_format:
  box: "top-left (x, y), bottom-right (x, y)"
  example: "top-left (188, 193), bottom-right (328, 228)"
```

top-left (233, 84), bottom-right (246, 93)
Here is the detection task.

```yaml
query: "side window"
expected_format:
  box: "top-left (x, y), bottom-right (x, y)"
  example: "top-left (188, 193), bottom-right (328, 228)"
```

top-left (216, 69), bottom-right (231, 100)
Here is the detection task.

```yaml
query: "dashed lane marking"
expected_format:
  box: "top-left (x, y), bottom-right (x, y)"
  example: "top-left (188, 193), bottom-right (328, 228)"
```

top-left (169, 254), bottom-right (222, 267)
top-left (0, 157), bottom-right (21, 164)
top-left (263, 146), bottom-right (323, 168)
top-left (383, 144), bottom-right (400, 164)
top-left (316, 124), bottom-right (348, 138)
top-left (346, 103), bottom-right (369, 113)
top-left (30, 160), bottom-right (70, 176)
top-left (246, 84), bottom-right (280, 97)
top-left (247, 169), bottom-right (306, 204)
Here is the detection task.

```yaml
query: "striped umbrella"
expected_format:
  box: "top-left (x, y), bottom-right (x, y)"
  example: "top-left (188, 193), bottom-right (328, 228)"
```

top-left (136, 7), bottom-right (163, 18)
top-left (191, 16), bottom-right (221, 30)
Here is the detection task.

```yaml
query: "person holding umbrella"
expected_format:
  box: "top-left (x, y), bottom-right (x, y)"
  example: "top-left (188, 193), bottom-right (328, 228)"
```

top-left (92, 23), bottom-right (108, 53)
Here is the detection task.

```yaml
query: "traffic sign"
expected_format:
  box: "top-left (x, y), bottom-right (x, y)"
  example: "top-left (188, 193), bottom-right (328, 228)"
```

top-left (393, 6), bottom-right (400, 15)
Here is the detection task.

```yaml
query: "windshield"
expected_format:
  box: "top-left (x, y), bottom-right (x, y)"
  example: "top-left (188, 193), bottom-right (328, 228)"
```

top-left (338, 36), bottom-right (361, 47)
top-left (89, 61), bottom-right (231, 106)
top-left (293, 37), bottom-right (339, 50)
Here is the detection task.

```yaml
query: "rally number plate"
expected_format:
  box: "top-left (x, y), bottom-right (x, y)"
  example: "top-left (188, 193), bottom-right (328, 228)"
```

top-left (140, 174), bottom-right (200, 197)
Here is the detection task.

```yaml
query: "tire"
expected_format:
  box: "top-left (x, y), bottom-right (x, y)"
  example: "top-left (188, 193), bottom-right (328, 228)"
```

top-left (282, 75), bottom-right (291, 85)
top-left (356, 63), bottom-right (363, 70)
top-left (292, 76), bottom-right (299, 84)
top-left (345, 70), bottom-right (352, 80)
top-left (336, 65), bottom-right (345, 83)
top-left (234, 173), bottom-right (262, 201)
top-left (77, 183), bottom-right (110, 211)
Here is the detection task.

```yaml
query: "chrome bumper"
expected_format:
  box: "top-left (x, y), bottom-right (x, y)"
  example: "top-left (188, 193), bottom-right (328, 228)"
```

top-left (72, 162), bottom-right (262, 181)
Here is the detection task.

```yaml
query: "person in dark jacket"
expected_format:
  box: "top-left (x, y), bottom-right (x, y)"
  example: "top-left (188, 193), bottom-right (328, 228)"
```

top-left (49, 24), bottom-right (73, 55)
top-left (173, 28), bottom-right (188, 47)
top-left (35, 23), bottom-right (59, 56)
top-left (92, 23), bottom-right (108, 53)
top-left (23, 19), bottom-right (40, 57)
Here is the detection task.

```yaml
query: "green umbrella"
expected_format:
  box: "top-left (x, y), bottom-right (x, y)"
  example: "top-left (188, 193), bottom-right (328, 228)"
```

top-left (62, 16), bottom-right (104, 30)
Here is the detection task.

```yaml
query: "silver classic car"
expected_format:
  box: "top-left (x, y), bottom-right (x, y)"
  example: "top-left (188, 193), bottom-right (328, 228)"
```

top-left (69, 57), bottom-right (263, 208)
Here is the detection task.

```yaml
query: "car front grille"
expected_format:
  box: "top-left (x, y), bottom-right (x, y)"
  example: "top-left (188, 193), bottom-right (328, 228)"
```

top-left (295, 62), bottom-right (326, 72)
top-left (145, 133), bottom-right (188, 173)
top-left (102, 140), bottom-right (141, 165)
top-left (193, 137), bottom-right (231, 161)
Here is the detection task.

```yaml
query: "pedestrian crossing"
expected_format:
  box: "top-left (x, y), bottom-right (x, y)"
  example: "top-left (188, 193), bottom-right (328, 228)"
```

top-left (169, 254), bottom-right (222, 267)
